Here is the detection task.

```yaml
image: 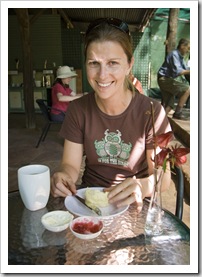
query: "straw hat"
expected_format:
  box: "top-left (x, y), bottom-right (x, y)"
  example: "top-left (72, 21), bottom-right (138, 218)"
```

top-left (56, 66), bottom-right (77, 79)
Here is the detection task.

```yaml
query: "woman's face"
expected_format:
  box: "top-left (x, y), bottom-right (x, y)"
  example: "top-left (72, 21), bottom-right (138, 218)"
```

top-left (61, 77), bottom-right (72, 85)
top-left (86, 41), bottom-right (133, 100)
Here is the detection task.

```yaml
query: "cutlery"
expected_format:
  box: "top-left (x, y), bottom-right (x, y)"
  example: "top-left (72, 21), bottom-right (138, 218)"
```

top-left (74, 195), bottom-right (102, 216)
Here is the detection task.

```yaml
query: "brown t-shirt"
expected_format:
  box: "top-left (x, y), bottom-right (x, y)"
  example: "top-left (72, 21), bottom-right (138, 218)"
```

top-left (60, 92), bottom-right (171, 187)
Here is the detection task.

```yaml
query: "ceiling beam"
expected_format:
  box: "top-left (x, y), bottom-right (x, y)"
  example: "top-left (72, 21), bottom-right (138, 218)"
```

top-left (29, 8), bottom-right (48, 25)
top-left (139, 8), bottom-right (157, 32)
top-left (57, 8), bottom-right (74, 28)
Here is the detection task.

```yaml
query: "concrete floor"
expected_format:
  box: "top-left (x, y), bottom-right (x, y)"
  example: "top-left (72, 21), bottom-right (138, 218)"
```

top-left (8, 112), bottom-right (190, 228)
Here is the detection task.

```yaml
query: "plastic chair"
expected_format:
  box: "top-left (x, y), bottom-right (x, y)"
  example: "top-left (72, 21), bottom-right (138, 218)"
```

top-left (174, 165), bottom-right (184, 220)
top-left (35, 99), bottom-right (65, 148)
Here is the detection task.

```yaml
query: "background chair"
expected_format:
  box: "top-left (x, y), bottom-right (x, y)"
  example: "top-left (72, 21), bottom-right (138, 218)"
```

top-left (35, 99), bottom-right (65, 148)
top-left (174, 165), bottom-right (184, 220)
top-left (162, 165), bottom-right (185, 221)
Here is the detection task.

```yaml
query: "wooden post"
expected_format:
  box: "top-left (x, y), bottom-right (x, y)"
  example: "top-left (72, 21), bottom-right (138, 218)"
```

top-left (165, 8), bottom-right (179, 56)
top-left (15, 8), bottom-right (36, 129)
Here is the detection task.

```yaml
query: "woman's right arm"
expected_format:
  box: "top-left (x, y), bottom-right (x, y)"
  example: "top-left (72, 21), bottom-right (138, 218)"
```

top-left (51, 139), bottom-right (84, 197)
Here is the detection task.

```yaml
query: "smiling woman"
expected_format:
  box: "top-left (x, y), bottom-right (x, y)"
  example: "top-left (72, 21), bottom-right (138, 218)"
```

top-left (85, 40), bottom-right (134, 115)
top-left (51, 18), bottom-right (171, 214)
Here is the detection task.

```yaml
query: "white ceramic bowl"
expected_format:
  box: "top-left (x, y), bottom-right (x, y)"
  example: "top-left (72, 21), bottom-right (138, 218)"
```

top-left (70, 216), bottom-right (104, 240)
top-left (41, 210), bottom-right (74, 232)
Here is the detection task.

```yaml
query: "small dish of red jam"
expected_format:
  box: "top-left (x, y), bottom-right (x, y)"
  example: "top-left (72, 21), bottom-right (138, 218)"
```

top-left (70, 216), bottom-right (104, 239)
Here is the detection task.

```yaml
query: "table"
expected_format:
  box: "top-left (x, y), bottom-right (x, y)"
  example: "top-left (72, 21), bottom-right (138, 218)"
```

top-left (8, 191), bottom-right (190, 266)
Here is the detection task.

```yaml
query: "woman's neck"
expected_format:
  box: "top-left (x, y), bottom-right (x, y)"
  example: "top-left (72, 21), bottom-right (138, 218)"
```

top-left (95, 90), bottom-right (134, 116)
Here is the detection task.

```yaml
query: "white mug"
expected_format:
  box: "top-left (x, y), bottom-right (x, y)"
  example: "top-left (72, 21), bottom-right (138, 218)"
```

top-left (18, 164), bottom-right (50, 211)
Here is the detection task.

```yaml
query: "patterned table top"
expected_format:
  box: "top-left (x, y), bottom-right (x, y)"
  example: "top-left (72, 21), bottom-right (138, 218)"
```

top-left (8, 191), bottom-right (190, 267)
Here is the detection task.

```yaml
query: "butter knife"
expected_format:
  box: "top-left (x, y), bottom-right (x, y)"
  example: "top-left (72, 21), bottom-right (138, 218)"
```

top-left (74, 195), bottom-right (102, 216)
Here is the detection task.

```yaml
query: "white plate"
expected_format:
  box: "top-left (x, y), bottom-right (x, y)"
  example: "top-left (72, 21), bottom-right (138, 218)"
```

top-left (64, 187), bottom-right (129, 218)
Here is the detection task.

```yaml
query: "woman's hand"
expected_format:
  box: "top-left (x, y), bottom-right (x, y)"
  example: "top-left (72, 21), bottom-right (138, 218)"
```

top-left (51, 171), bottom-right (77, 198)
top-left (104, 178), bottom-right (143, 213)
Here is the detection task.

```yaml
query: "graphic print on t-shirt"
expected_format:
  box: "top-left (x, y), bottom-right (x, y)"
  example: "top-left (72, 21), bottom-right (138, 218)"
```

top-left (94, 129), bottom-right (132, 166)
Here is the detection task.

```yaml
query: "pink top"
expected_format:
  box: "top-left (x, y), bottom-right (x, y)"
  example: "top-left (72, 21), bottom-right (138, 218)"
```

top-left (133, 77), bottom-right (144, 94)
top-left (51, 82), bottom-right (72, 114)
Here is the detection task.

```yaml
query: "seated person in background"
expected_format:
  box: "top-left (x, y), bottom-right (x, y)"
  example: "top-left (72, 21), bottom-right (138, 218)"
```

top-left (157, 38), bottom-right (190, 120)
top-left (184, 55), bottom-right (190, 108)
top-left (129, 73), bottom-right (144, 94)
top-left (51, 66), bottom-right (83, 122)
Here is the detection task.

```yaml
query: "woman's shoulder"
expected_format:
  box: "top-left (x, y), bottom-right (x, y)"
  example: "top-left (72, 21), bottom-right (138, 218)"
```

top-left (68, 92), bottom-right (94, 109)
top-left (66, 92), bottom-right (95, 123)
top-left (52, 82), bottom-right (63, 91)
top-left (74, 92), bottom-right (94, 103)
top-left (134, 92), bottom-right (160, 104)
top-left (52, 81), bottom-right (61, 88)
top-left (133, 93), bottom-right (162, 112)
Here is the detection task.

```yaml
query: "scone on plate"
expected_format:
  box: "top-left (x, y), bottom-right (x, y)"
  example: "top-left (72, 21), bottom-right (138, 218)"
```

top-left (85, 188), bottom-right (109, 210)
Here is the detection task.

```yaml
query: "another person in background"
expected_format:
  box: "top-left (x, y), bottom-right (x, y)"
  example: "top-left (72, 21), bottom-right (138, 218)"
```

top-left (50, 66), bottom-right (83, 122)
top-left (51, 18), bottom-right (171, 212)
top-left (184, 54), bottom-right (190, 108)
top-left (157, 38), bottom-right (190, 120)
top-left (129, 73), bottom-right (144, 94)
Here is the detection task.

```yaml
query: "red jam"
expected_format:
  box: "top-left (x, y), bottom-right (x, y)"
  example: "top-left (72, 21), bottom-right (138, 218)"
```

top-left (72, 221), bottom-right (103, 234)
